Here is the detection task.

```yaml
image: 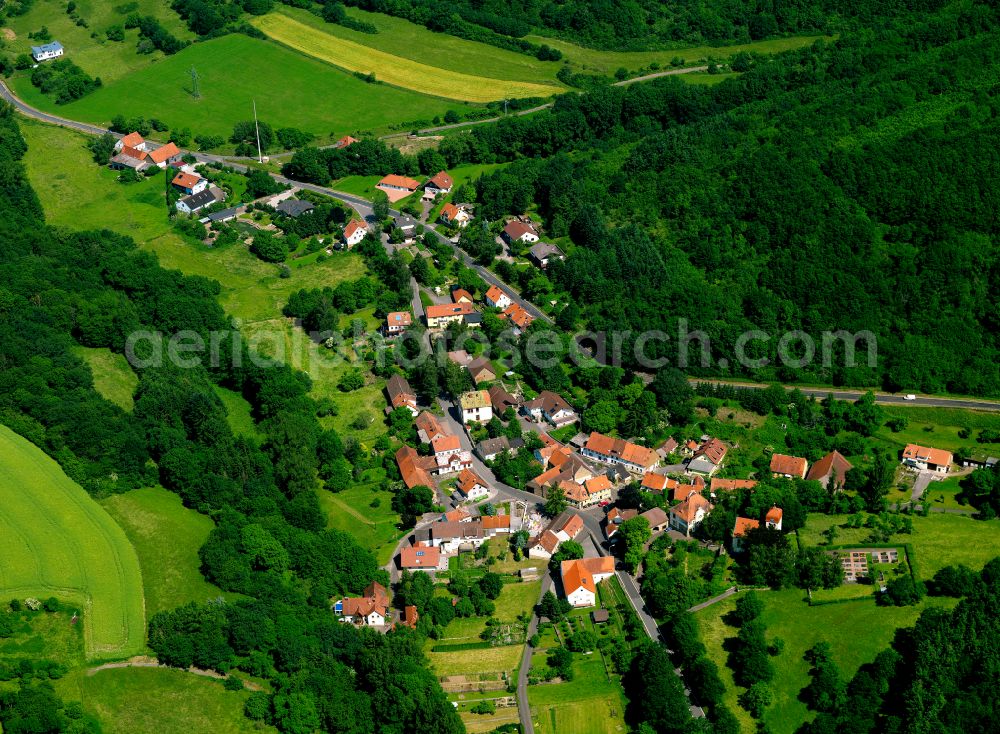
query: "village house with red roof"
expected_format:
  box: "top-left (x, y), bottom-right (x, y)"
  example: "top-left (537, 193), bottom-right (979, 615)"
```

top-left (770, 453), bottom-right (809, 479)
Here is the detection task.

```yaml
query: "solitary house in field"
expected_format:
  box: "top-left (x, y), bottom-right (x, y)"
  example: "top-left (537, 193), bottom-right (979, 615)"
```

top-left (902, 444), bottom-right (952, 473)
top-left (31, 41), bottom-right (64, 62)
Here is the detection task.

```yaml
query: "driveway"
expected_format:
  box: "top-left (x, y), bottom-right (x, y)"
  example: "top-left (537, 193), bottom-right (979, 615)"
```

top-left (911, 471), bottom-right (938, 502)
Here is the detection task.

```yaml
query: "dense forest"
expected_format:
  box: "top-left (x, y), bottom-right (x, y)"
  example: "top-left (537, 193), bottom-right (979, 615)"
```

top-left (0, 104), bottom-right (460, 734)
top-left (424, 0), bottom-right (1000, 397)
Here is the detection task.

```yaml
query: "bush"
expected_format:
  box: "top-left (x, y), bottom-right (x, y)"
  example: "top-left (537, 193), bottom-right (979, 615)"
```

top-left (470, 700), bottom-right (496, 715)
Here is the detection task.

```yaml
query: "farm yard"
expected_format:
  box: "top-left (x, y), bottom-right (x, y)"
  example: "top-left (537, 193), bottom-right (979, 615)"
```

top-left (251, 9), bottom-right (565, 103)
top-left (8, 34), bottom-right (457, 141)
top-left (0, 425), bottom-right (146, 660)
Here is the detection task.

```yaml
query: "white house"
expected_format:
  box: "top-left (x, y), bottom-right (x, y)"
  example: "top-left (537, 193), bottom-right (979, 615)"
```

top-left (343, 219), bottom-right (367, 248)
top-left (455, 469), bottom-right (490, 501)
top-left (171, 171), bottom-right (207, 196)
top-left (522, 391), bottom-right (578, 428)
top-left (561, 557), bottom-right (615, 608)
top-left (731, 517), bottom-right (759, 553)
top-left (175, 186), bottom-right (225, 215)
top-left (901, 444), bottom-right (952, 474)
top-left (439, 202), bottom-right (470, 228)
top-left (31, 42), bottom-right (64, 62)
top-left (114, 131), bottom-right (146, 153)
top-left (459, 390), bottom-right (493, 424)
top-left (484, 285), bottom-right (513, 310)
top-left (335, 582), bottom-right (389, 627)
top-left (424, 171), bottom-right (453, 197)
top-left (502, 220), bottom-right (539, 246)
top-left (668, 492), bottom-right (714, 537)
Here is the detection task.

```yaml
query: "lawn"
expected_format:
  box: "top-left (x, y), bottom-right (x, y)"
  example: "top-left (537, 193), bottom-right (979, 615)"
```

top-left (798, 512), bottom-right (1000, 578)
top-left (78, 667), bottom-right (276, 734)
top-left (524, 34), bottom-right (829, 75)
top-left (251, 11), bottom-right (563, 103)
top-left (695, 589), bottom-right (954, 733)
top-left (10, 34), bottom-right (458, 140)
top-left (0, 425), bottom-right (145, 660)
top-left (73, 346), bottom-right (138, 411)
top-left (273, 5), bottom-right (564, 85)
top-left (3, 0), bottom-right (193, 86)
top-left (317, 484), bottom-right (403, 566)
top-left (0, 609), bottom-right (86, 672)
top-left (529, 654), bottom-right (627, 734)
top-left (100, 486), bottom-right (232, 616)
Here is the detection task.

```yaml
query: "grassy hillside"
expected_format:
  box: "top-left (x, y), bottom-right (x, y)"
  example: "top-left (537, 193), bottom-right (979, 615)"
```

top-left (252, 8), bottom-right (564, 102)
top-left (2, 0), bottom-right (194, 85)
top-left (100, 487), bottom-right (232, 615)
top-left (9, 33), bottom-right (458, 139)
top-left (0, 425), bottom-right (145, 660)
top-left (79, 667), bottom-right (275, 734)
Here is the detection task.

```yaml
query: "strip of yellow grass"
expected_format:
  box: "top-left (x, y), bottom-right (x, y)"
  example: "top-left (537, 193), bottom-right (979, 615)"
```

top-left (250, 13), bottom-right (563, 103)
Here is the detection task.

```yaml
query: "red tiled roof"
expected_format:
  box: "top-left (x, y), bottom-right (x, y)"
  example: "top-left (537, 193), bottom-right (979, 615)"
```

top-left (672, 483), bottom-right (700, 503)
top-left (344, 219), bottom-right (366, 239)
top-left (456, 468), bottom-right (486, 495)
top-left (641, 473), bottom-right (668, 492)
top-left (428, 171), bottom-right (453, 189)
top-left (400, 544), bottom-right (441, 569)
top-left (415, 411), bottom-right (448, 442)
top-left (480, 514), bottom-right (510, 530)
top-left (503, 220), bottom-right (537, 240)
top-left (560, 514), bottom-right (584, 538)
top-left (485, 285), bottom-right (506, 304)
top-left (403, 605), bottom-right (419, 628)
top-left (378, 174), bottom-right (420, 190)
top-left (148, 142), bottom-right (180, 164)
top-left (386, 311), bottom-right (412, 327)
top-left (710, 478), bottom-right (758, 493)
top-left (119, 145), bottom-right (147, 162)
top-left (335, 135), bottom-right (359, 148)
top-left (561, 557), bottom-right (615, 595)
top-left (499, 302), bottom-right (533, 329)
top-left (432, 434), bottom-right (461, 454)
top-left (770, 453), bottom-right (808, 477)
top-left (426, 303), bottom-right (474, 319)
top-left (806, 451), bottom-right (854, 487)
top-left (765, 507), bottom-right (783, 524)
top-left (396, 445), bottom-right (434, 489)
top-left (693, 438), bottom-right (727, 465)
top-left (120, 131), bottom-right (144, 148)
top-left (733, 516), bottom-right (760, 538)
top-left (584, 432), bottom-right (658, 469)
top-left (171, 171), bottom-right (201, 189)
top-left (444, 508), bottom-right (471, 523)
top-left (670, 492), bottom-right (714, 524)
top-left (452, 288), bottom-right (473, 303)
top-left (902, 444), bottom-right (953, 468)
top-left (585, 475), bottom-right (612, 495)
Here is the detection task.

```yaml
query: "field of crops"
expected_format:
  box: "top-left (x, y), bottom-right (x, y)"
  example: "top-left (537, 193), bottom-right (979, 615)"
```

top-left (250, 13), bottom-right (563, 103)
top-left (0, 425), bottom-right (145, 660)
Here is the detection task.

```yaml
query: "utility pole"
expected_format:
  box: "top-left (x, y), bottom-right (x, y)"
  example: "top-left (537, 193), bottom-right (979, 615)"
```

top-left (252, 99), bottom-right (263, 163)
top-left (189, 66), bottom-right (200, 99)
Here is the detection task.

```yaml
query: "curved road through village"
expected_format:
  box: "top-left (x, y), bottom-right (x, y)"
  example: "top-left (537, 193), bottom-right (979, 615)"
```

top-left (2, 78), bottom-right (997, 731)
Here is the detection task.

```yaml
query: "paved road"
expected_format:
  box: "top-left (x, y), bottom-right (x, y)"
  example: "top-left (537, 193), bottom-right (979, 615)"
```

top-left (516, 575), bottom-right (552, 734)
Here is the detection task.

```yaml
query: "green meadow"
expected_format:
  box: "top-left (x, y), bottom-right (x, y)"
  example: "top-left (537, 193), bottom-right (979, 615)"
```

top-left (317, 483), bottom-right (404, 566)
top-left (79, 667), bottom-right (276, 734)
top-left (0, 425), bottom-right (145, 660)
top-left (9, 33), bottom-right (459, 140)
top-left (525, 33), bottom-right (829, 75)
top-left (100, 486), bottom-right (232, 615)
top-left (72, 346), bottom-right (139, 411)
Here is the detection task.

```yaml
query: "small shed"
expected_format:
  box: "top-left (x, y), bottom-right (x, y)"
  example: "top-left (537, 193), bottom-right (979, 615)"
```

top-left (591, 609), bottom-right (610, 624)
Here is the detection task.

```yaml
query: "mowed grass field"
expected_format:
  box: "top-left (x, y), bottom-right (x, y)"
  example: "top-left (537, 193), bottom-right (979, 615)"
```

top-left (10, 34), bottom-right (457, 139)
top-left (529, 653), bottom-right (627, 734)
top-left (100, 487), bottom-right (232, 616)
top-left (0, 425), bottom-right (145, 660)
top-left (79, 667), bottom-right (276, 734)
top-left (317, 484), bottom-right (403, 566)
top-left (874, 405), bottom-right (1000, 454)
top-left (72, 346), bottom-right (138, 411)
top-left (251, 12), bottom-right (564, 103)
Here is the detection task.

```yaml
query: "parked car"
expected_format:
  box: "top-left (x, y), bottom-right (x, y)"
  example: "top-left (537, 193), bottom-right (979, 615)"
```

top-left (904, 394), bottom-right (916, 401)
